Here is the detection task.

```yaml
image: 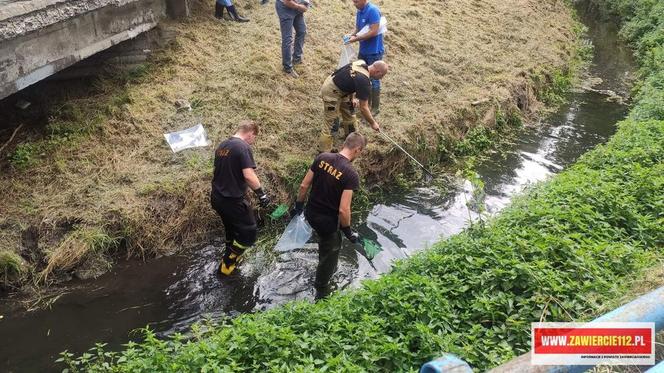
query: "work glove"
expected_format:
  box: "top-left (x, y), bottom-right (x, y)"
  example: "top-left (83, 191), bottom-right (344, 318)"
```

top-left (290, 201), bottom-right (305, 217)
top-left (253, 188), bottom-right (271, 208)
top-left (341, 226), bottom-right (359, 244)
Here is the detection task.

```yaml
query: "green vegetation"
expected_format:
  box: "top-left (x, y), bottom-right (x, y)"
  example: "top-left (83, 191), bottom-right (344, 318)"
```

top-left (62, 119), bottom-right (663, 371)
top-left (591, 0), bottom-right (664, 121)
top-left (0, 250), bottom-right (26, 286)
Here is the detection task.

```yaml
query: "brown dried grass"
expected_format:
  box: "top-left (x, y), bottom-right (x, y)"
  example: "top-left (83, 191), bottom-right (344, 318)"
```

top-left (0, 0), bottom-right (578, 285)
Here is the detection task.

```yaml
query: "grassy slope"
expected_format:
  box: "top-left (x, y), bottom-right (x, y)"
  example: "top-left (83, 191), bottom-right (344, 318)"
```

top-left (0, 0), bottom-right (577, 285)
top-left (61, 118), bottom-right (663, 372)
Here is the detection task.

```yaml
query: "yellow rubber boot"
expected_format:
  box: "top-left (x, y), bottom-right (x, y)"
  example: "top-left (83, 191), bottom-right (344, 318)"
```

top-left (220, 252), bottom-right (240, 275)
top-left (219, 240), bottom-right (248, 276)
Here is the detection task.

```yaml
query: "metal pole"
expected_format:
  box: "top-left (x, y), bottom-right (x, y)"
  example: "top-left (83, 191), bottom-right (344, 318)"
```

top-left (379, 130), bottom-right (434, 177)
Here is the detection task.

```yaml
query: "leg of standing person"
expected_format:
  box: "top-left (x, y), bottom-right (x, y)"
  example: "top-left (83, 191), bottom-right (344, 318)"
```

top-left (216, 198), bottom-right (257, 275)
top-left (320, 76), bottom-right (344, 152)
top-left (306, 211), bottom-right (342, 299)
top-left (339, 97), bottom-right (357, 138)
top-left (212, 195), bottom-right (237, 271)
top-left (314, 230), bottom-right (342, 299)
top-left (276, 1), bottom-right (297, 76)
top-left (292, 11), bottom-right (307, 65)
top-left (358, 53), bottom-right (383, 114)
top-left (214, 0), bottom-right (226, 19)
top-left (225, 0), bottom-right (249, 22)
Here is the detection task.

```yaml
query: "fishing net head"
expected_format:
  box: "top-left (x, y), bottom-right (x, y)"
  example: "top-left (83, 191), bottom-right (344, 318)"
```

top-left (361, 238), bottom-right (382, 260)
top-left (269, 204), bottom-right (289, 220)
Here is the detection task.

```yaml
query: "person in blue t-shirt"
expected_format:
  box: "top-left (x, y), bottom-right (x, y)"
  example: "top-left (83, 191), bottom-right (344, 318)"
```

top-left (345, 0), bottom-right (385, 115)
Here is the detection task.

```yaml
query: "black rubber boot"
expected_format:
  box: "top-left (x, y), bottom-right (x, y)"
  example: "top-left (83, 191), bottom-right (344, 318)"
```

top-left (214, 2), bottom-right (224, 19)
top-left (371, 88), bottom-right (381, 116)
top-left (227, 5), bottom-right (249, 22)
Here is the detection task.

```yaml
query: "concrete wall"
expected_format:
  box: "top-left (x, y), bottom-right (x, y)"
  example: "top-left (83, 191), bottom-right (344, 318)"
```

top-left (0, 0), bottom-right (189, 100)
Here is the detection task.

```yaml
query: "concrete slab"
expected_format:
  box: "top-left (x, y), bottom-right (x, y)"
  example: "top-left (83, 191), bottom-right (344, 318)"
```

top-left (0, 0), bottom-right (167, 99)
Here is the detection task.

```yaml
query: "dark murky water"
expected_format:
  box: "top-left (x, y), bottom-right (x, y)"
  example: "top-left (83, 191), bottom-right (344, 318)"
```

top-left (0, 4), bottom-right (635, 372)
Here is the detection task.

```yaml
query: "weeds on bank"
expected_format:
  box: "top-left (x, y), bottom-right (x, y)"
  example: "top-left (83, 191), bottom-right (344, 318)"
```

top-left (41, 227), bottom-right (120, 282)
top-left (0, 0), bottom-right (581, 287)
top-left (0, 251), bottom-right (27, 287)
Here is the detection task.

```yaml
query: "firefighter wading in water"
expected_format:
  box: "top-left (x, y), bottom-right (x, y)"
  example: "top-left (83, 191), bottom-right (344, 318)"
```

top-left (291, 132), bottom-right (366, 299)
top-left (319, 59), bottom-right (389, 152)
top-left (211, 120), bottom-right (270, 275)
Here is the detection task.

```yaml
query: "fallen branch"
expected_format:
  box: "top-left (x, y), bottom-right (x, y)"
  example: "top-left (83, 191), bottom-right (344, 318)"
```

top-left (0, 123), bottom-right (25, 155)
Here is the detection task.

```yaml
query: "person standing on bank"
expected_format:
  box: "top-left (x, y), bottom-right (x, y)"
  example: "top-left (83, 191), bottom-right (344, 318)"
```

top-left (211, 120), bottom-right (270, 276)
top-left (276, 0), bottom-right (309, 78)
top-left (319, 59), bottom-right (388, 152)
top-left (214, 0), bottom-right (249, 22)
top-left (290, 133), bottom-right (366, 299)
top-left (345, 0), bottom-right (384, 115)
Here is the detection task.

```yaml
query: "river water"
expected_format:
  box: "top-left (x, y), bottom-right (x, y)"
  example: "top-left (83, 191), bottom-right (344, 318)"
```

top-left (0, 3), bottom-right (635, 372)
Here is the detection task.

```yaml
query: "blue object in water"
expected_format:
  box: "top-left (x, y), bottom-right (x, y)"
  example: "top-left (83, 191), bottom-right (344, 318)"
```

top-left (420, 354), bottom-right (472, 373)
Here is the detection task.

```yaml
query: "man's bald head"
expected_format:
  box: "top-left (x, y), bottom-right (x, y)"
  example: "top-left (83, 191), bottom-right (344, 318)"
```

top-left (368, 61), bottom-right (389, 80)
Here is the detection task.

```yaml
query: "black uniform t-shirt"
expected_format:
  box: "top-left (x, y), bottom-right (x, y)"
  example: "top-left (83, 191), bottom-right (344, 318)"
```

top-left (331, 62), bottom-right (371, 101)
top-left (212, 137), bottom-right (256, 198)
top-left (306, 153), bottom-right (360, 217)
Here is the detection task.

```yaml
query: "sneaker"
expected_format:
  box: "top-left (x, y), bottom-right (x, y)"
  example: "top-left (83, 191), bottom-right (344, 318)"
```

top-left (284, 69), bottom-right (299, 78)
top-left (293, 58), bottom-right (303, 65)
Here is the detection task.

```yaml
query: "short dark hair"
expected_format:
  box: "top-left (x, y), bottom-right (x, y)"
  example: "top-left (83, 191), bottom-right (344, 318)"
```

top-left (237, 120), bottom-right (259, 135)
top-left (343, 132), bottom-right (366, 150)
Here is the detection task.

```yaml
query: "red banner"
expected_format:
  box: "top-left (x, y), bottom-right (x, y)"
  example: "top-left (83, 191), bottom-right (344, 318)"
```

top-left (534, 327), bottom-right (653, 354)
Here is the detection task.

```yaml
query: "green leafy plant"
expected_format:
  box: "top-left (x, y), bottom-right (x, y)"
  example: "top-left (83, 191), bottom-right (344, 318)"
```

top-left (63, 118), bottom-right (664, 372)
top-left (9, 143), bottom-right (39, 169)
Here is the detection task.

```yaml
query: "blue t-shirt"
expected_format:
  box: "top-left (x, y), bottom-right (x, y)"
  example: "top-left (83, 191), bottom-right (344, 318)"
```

top-left (356, 2), bottom-right (384, 55)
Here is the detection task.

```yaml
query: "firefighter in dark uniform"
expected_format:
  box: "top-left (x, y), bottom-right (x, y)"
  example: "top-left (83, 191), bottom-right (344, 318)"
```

top-left (319, 59), bottom-right (388, 152)
top-left (211, 120), bottom-right (270, 275)
top-left (291, 132), bottom-right (366, 299)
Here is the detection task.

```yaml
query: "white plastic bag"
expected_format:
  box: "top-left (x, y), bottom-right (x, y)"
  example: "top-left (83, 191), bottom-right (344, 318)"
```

top-left (356, 16), bottom-right (388, 38)
top-left (164, 123), bottom-right (211, 153)
top-left (338, 44), bottom-right (357, 69)
top-left (274, 214), bottom-right (313, 252)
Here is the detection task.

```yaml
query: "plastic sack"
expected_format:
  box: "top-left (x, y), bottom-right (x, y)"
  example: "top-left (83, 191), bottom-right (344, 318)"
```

top-left (338, 44), bottom-right (357, 69)
top-left (274, 214), bottom-right (313, 252)
top-left (356, 16), bottom-right (388, 38)
top-left (163, 123), bottom-right (211, 153)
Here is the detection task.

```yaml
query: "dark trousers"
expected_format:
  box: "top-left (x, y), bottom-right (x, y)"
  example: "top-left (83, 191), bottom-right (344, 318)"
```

top-left (276, 0), bottom-right (306, 72)
top-left (305, 210), bottom-right (341, 291)
top-left (358, 52), bottom-right (383, 89)
top-left (211, 194), bottom-right (257, 249)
